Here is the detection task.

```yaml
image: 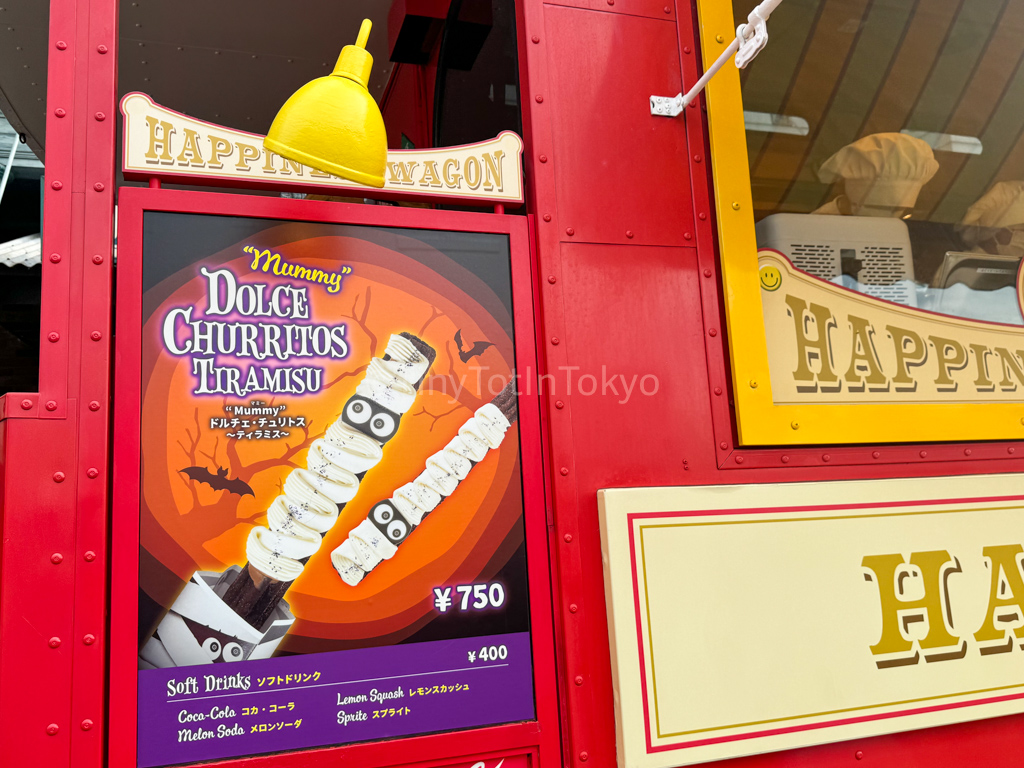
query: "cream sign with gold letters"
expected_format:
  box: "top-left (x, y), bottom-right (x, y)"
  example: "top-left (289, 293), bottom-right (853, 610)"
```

top-left (600, 476), bottom-right (1024, 767)
top-left (120, 92), bottom-right (523, 203)
top-left (758, 250), bottom-right (1024, 404)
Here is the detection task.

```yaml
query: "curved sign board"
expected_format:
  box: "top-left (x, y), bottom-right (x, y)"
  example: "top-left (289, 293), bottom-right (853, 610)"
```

top-left (120, 93), bottom-right (524, 205)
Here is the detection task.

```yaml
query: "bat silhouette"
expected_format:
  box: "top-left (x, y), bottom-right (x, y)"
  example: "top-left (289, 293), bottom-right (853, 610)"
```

top-left (454, 329), bottom-right (494, 363)
top-left (179, 466), bottom-right (254, 496)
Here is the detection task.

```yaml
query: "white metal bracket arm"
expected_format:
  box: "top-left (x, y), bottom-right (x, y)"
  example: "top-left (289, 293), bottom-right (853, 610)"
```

top-left (651, 0), bottom-right (783, 117)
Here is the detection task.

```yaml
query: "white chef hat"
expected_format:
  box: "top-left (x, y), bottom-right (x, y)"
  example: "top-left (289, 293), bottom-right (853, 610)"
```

top-left (818, 133), bottom-right (939, 213)
top-left (960, 181), bottom-right (1024, 244)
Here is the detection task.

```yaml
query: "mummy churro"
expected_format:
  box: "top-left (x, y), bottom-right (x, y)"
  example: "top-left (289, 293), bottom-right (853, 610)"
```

top-left (142, 332), bottom-right (437, 669)
top-left (221, 332), bottom-right (436, 627)
top-left (331, 381), bottom-right (518, 586)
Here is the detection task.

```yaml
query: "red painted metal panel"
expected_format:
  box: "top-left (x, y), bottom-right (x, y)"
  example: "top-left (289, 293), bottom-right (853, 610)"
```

top-left (0, 416), bottom-right (80, 765)
top-left (542, 5), bottom-right (693, 248)
top-left (544, 0), bottom-right (676, 22)
top-left (110, 187), bottom-right (559, 768)
top-left (0, 1), bottom-right (118, 767)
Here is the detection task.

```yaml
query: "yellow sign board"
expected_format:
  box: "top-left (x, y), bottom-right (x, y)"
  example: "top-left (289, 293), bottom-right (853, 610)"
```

top-left (760, 251), bottom-right (1024, 404)
top-left (119, 92), bottom-right (524, 204)
top-left (600, 476), bottom-right (1024, 767)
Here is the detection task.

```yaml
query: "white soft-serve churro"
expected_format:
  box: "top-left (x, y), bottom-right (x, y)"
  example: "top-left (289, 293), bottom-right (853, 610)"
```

top-left (331, 383), bottom-right (517, 586)
top-left (222, 332), bottom-right (435, 626)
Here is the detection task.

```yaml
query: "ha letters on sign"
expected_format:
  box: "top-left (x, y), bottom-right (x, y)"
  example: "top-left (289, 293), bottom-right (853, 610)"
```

top-left (120, 92), bottom-right (523, 204)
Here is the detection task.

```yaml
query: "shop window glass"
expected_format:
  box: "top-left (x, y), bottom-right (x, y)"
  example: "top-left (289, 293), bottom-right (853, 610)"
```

top-left (736, 0), bottom-right (1024, 325)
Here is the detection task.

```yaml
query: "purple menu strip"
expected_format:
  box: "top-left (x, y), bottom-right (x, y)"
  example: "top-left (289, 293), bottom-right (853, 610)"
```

top-left (137, 632), bottom-right (535, 768)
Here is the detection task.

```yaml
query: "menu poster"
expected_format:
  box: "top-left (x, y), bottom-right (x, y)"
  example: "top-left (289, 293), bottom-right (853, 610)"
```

top-left (135, 212), bottom-right (534, 766)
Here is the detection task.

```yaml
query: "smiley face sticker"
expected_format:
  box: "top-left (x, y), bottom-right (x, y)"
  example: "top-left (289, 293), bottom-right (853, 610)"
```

top-left (759, 265), bottom-right (782, 292)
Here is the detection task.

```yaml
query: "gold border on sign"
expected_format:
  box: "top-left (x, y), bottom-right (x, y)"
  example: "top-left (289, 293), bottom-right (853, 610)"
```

top-left (637, 504), bottom-right (1024, 741)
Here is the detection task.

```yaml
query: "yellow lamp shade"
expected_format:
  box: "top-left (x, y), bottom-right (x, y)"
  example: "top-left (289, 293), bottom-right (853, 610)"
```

top-left (264, 19), bottom-right (387, 188)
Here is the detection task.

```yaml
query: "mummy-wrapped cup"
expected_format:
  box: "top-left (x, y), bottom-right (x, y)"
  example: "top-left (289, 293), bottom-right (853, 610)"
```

top-left (332, 400), bottom-right (514, 586)
top-left (140, 567), bottom-right (294, 670)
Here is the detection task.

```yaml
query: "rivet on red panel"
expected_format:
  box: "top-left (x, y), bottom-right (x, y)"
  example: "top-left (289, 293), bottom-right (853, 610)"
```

top-left (708, 328), bottom-right (717, 337)
top-left (703, 268), bottom-right (712, 277)
top-left (48, 332), bottom-right (59, 342)
top-left (822, 454), bottom-right (831, 462)
top-left (965, 448), bottom-right (973, 456)
top-left (569, 603), bottom-right (578, 613)
top-left (664, 5), bottom-right (671, 12)
top-left (45, 400), bottom-right (57, 411)
top-left (781, 455), bottom-right (789, 463)
top-left (714, 387), bottom-right (722, 395)
top-left (1010, 447), bottom-right (1016, 455)
top-left (90, 331), bottom-right (102, 341)
top-left (84, 551), bottom-right (96, 562)
top-left (543, 214), bottom-right (551, 222)
top-left (94, 112), bottom-right (105, 121)
top-left (54, 108), bottom-right (66, 118)
top-left (531, 35), bottom-right (540, 43)
top-left (56, 40), bottom-right (67, 50)
top-left (51, 180), bottom-right (63, 190)
top-left (693, 155), bottom-right (702, 163)
top-left (87, 468), bottom-right (99, 479)
top-left (720, 442), bottom-right (728, 450)
top-left (551, 337), bottom-right (560, 346)
top-left (565, 228), bottom-right (574, 236)
top-left (683, 46), bottom-right (691, 54)
top-left (735, 455), bottom-right (744, 464)
top-left (46, 724), bottom-right (59, 736)
top-left (89, 401), bottom-right (100, 411)
top-left (574, 675), bottom-right (584, 685)
top-left (555, 400), bottom-right (564, 409)
top-left (53, 471), bottom-right (65, 482)
top-left (579, 752), bottom-right (589, 762)
top-left (81, 719), bottom-right (93, 731)
top-left (50, 553), bottom-right (63, 564)
top-left (626, 230), bottom-right (634, 239)
top-left (872, 451), bottom-right (881, 459)
top-left (548, 275), bottom-right (557, 284)
top-left (20, 398), bottom-right (32, 410)
top-left (920, 450), bottom-right (928, 458)
top-left (49, 253), bottom-right (61, 263)
top-left (684, 232), bottom-right (692, 240)
top-left (563, 533), bottom-right (573, 543)
top-left (535, 95), bottom-right (544, 103)
top-left (94, 182), bottom-right (105, 192)
top-left (93, 254), bottom-right (104, 264)
top-left (699, 212), bottom-right (707, 220)
top-left (539, 155), bottom-right (548, 163)
top-left (97, 44), bottom-right (108, 53)
top-left (49, 637), bottom-right (61, 648)
top-left (83, 634), bottom-right (96, 645)
top-left (560, 467), bottom-right (569, 476)
top-left (855, 752), bottom-right (864, 761)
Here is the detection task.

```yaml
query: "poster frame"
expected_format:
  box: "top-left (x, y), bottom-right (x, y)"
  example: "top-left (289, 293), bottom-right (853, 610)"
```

top-left (109, 187), bottom-right (558, 768)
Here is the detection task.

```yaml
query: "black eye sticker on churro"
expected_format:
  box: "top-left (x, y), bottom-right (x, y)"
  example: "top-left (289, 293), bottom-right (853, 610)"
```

top-left (332, 381), bottom-right (519, 587)
top-left (342, 396), bottom-right (402, 441)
